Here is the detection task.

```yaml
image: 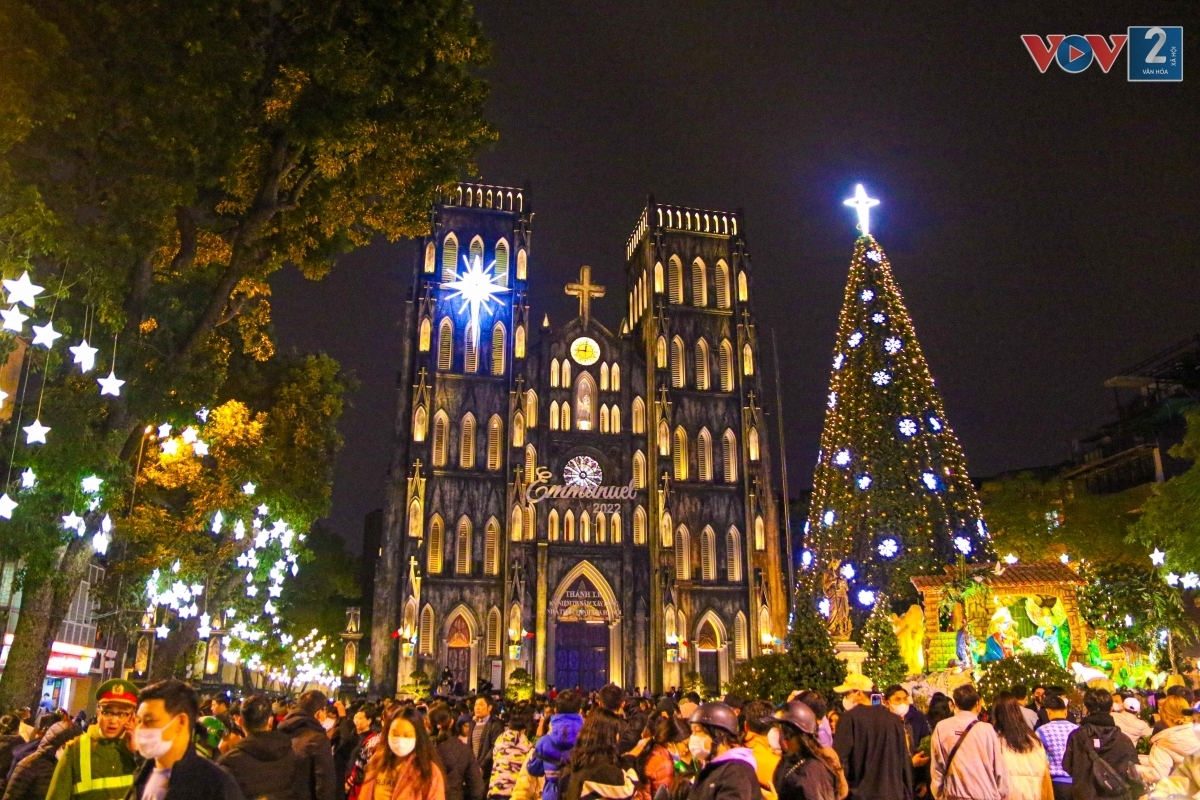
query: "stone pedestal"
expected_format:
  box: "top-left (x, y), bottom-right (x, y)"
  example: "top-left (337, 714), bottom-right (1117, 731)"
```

top-left (834, 641), bottom-right (867, 675)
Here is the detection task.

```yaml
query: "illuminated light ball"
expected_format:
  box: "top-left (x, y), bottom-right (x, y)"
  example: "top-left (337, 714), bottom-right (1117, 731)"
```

top-left (878, 538), bottom-right (899, 558)
top-left (833, 354), bottom-right (845, 370)
top-left (857, 474), bottom-right (872, 490)
top-left (884, 337), bottom-right (903, 354)
top-left (898, 418), bottom-right (918, 437)
top-left (928, 416), bottom-right (943, 432)
top-left (822, 510), bottom-right (836, 527)
top-left (866, 250), bottom-right (882, 263)
top-left (833, 449), bottom-right (851, 467)
top-left (860, 288), bottom-right (875, 302)
top-left (857, 589), bottom-right (877, 607)
top-left (1003, 553), bottom-right (1019, 565)
top-left (871, 312), bottom-right (886, 324)
top-left (801, 550), bottom-right (813, 568)
top-left (922, 472), bottom-right (939, 491)
top-left (840, 562), bottom-right (856, 580)
top-left (872, 371), bottom-right (891, 386)
top-left (848, 331), bottom-right (864, 349)
top-left (954, 536), bottom-right (972, 555)
top-left (818, 599), bottom-right (831, 618)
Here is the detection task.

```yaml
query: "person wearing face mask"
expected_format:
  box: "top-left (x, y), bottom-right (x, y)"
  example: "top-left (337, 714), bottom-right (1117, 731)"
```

top-left (685, 702), bottom-right (762, 800)
top-left (279, 690), bottom-right (338, 800)
top-left (128, 679), bottom-right (245, 800)
top-left (830, 674), bottom-right (912, 800)
top-left (359, 707), bottom-right (445, 800)
top-left (45, 679), bottom-right (141, 800)
top-left (740, 701), bottom-right (779, 800)
top-left (881, 686), bottom-right (930, 798)
top-left (771, 701), bottom-right (846, 800)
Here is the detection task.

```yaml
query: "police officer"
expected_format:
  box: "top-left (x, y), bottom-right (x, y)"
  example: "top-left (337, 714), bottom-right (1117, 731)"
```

top-left (46, 679), bottom-right (141, 800)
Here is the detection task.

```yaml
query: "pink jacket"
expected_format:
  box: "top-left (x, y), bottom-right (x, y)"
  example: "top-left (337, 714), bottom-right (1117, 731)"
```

top-left (361, 758), bottom-right (447, 800)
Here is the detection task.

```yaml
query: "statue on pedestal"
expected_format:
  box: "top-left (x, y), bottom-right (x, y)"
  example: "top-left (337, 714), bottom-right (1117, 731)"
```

top-left (822, 560), bottom-right (853, 642)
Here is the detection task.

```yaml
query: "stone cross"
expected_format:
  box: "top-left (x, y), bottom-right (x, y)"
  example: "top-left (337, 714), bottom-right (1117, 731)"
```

top-left (566, 265), bottom-right (605, 325)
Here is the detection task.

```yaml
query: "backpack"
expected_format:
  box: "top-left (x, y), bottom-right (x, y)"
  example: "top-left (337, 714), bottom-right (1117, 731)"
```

top-left (1082, 742), bottom-right (1145, 799)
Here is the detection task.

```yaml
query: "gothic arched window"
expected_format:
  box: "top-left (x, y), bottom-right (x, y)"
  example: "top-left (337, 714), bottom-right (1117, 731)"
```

top-left (550, 358), bottom-right (560, 387)
top-left (574, 372), bottom-right (597, 431)
top-left (748, 426), bottom-right (760, 461)
top-left (632, 397), bottom-right (645, 433)
top-left (424, 241), bottom-right (436, 274)
top-left (726, 527), bottom-right (743, 582)
top-left (715, 260), bottom-right (731, 309)
top-left (525, 389), bottom-right (538, 427)
top-left (468, 235), bottom-right (484, 267)
top-left (525, 444), bottom-right (536, 480)
top-left (610, 511), bottom-right (621, 544)
top-left (580, 511), bottom-right (591, 543)
top-left (700, 526), bottom-right (716, 581)
top-left (654, 262), bottom-right (664, 294)
top-left (738, 270), bottom-right (748, 302)
top-left (612, 363), bottom-right (621, 391)
top-left (419, 605), bottom-right (435, 655)
top-left (512, 411), bottom-right (525, 447)
top-left (610, 406), bottom-right (621, 434)
top-left (511, 505), bottom-right (523, 542)
top-left (697, 428), bottom-right (712, 481)
top-left (427, 515), bottom-right (444, 573)
top-left (548, 509), bottom-right (560, 542)
top-left (432, 412), bottom-right (449, 467)
top-left (691, 258), bottom-right (707, 307)
top-left (656, 336), bottom-right (667, 369)
top-left (412, 406), bottom-right (427, 442)
top-left (517, 249), bottom-right (527, 281)
top-left (494, 239), bottom-right (509, 287)
top-left (564, 510), bottom-right (575, 542)
top-left (487, 415), bottom-right (503, 471)
top-left (442, 233), bottom-right (458, 281)
top-left (743, 343), bottom-right (754, 376)
top-left (661, 511), bottom-right (673, 547)
top-left (464, 327), bottom-right (478, 373)
top-left (668, 256), bottom-right (683, 305)
top-left (670, 337), bottom-right (685, 388)
top-left (633, 450), bottom-right (646, 489)
top-left (515, 325), bottom-right (526, 358)
top-left (633, 506), bottom-right (647, 545)
top-left (459, 413), bottom-right (476, 469)
top-left (418, 317), bottom-right (431, 352)
top-left (675, 526), bottom-right (691, 580)
top-left (491, 322), bottom-right (505, 375)
top-left (484, 518), bottom-right (500, 574)
top-left (695, 338), bottom-right (710, 390)
top-left (719, 340), bottom-right (734, 391)
top-left (755, 515), bottom-right (766, 551)
top-left (455, 517), bottom-right (472, 574)
top-left (407, 499), bottom-right (422, 538)
top-left (600, 363), bottom-right (609, 391)
top-left (549, 401), bottom-right (559, 431)
top-left (658, 420), bottom-right (670, 456)
top-left (734, 613), bottom-right (748, 660)
top-left (438, 318), bottom-right (453, 371)
top-left (486, 607), bottom-right (502, 656)
top-left (673, 426), bottom-right (689, 481)
top-left (723, 429), bottom-right (738, 483)
top-left (599, 405), bottom-right (610, 434)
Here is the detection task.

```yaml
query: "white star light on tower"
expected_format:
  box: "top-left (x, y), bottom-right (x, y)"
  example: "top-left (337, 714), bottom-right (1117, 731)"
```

top-left (843, 184), bottom-right (881, 237)
top-left (1, 306), bottom-right (28, 332)
top-left (31, 321), bottom-right (61, 349)
top-left (70, 340), bottom-right (98, 372)
top-left (0, 493), bottom-right (16, 519)
top-left (23, 419), bottom-right (49, 445)
top-left (3, 272), bottom-right (44, 308)
top-left (443, 253), bottom-right (510, 342)
top-left (98, 370), bottom-right (125, 396)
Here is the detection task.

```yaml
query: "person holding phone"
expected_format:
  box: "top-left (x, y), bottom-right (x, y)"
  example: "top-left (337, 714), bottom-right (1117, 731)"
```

top-left (831, 673), bottom-right (913, 800)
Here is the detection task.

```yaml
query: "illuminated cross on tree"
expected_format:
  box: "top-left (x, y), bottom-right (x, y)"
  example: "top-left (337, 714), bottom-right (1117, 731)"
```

top-left (843, 184), bottom-right (881, 237)
top-left (565, 265), bottom-right (605, 326)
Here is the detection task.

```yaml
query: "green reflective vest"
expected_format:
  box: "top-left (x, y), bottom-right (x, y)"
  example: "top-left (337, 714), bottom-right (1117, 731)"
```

top-left (46, 729), bottom-right (139, 800)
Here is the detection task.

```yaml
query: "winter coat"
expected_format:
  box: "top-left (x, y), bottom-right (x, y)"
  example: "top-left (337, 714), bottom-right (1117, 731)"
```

top-left (468, 720), bottom-right (505, 786)
top-left (688, 748), bottom-right (763, 800)
top-left (832, 704), bottom-right (913, 800)
top-left (5, 740), bottom-right (38, 783)
top-left (278, 712), bottom-right (338, 800)
top-left (1109, 711), bottom-right (1150, 747)
top-left (127, 745), bottom-right (245, 800)
top-left (560, 763), bottom-right (636, 800)
top-left (744, 735), bottom-right (779, 800)
top-left (3, 721), bottom-right (82, 800)
top-left (507, 762), bottom-right (541, 800)
top-left (773, 753), bottom-right (838, 800)
top-left (359, 757), bottom-right (445, 800)
top-left (1136, 722), bottom-right (1200, 788)
top-left (1060, 714), bottom-right (1139, 800)
top-left (345, 732), bottom-right (381, 800)
top-left (486, 731), bottom-right (531, 798)
top-left (930, 711), bottom-right (1007, 800)
top-left (636, 746), bottom-right (675, 800)
top-left (218, 729), bottom-right (306, 800)
top-left (0, 735), bottom-right (24, 794)
top-left (998, 740), bottom-right (1052, 800)
top-left (524, 714), bottom-right (584, 800)
top-left (437, 735), bottom-right (484, 800)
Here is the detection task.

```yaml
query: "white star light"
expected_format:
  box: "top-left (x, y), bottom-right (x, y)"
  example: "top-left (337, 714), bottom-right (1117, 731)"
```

top-left (211, 510), bottom-right (224, 535)
top-left (884, 337), bottom-right (903, 354)
top-left (954, 536), bottom-right (972, 555)
top-left (1166, 572), bottom-right (1180, 586)
top-left (1004, 553), bottom-right (1019, 565)
top-left (197, 614), bottom-right (212, 640)
top-left (268, 585), bottom-right (282, 598)
top-left (878, 538), bottom-right (899, 558)
top-left (61, 511), bottom-right (83, 532)
top-left (69, 340), bottom-right (99, 372)
top-left (857, 589), bottom-right (877, 607)
top-left (31, 321), bottom-right (61, 349)
top-left (857, 474), bottom-right (872, 490)
top-left (443, 253), bottom-right (510, 342)
top-left (1060, 553), bottom-right (1070, 564)
top-left (157, 422), bottom-right (173, 438)
top-left (844, 184), bottom-right (880, 236)
top-left (234, 519), bottom-right (246, 540)
top-left (180, 426), bottom-right (198, 444)
top-left (81, 474), bottom-right (103, 493)
top-left (848, 331), bottom-right (863, 348)
top-left (97, 370), bottom-right (124, 396)
top-left (192, 440), bottom-right (209, 456)
top-left (3, 272), bottom-right (43, 308)
top-left (833, 449), bottom-right (851, 467)
top-left (872, 371), bottom-right (891, 386)
top-left (898, 418), bottom-right (918, 437)
top-left (161, 439), bottom-right (179, 455)
top-left (257, 504), bottom-right (269, 516)
top-left (19, 468), bottom-right (35, 489)
top-left (1183, 573), bottom-right (1200, 590)
top-left (92, 531), bottom-right (110, 555)
top-left (1124, 614), bottom-right (1134, 628)
top-left (0, 493), bottom-right (16, 519)
top-left (23, 419), bottom-right (49, 445)
top-left (242, 482), bottom-right (256, 495)
top-left (860, 289), bottom-right (875, 302)
top-left (840, 562), bottom-right (856, 580)
top-left (0, 390), bottom-right (7, 409)
top-left (922, 472), bottom-right (939, 490)
top-left (245, 585), bottom-right (258, 598)
top-left (1150, 549), bottom-right (1166, 566)
top-left (1, 306), bottom-right (28, 332)
top-left (156, 624), bottom-right (170, 639)
top-left (196, 407), bottom-right (209, 422)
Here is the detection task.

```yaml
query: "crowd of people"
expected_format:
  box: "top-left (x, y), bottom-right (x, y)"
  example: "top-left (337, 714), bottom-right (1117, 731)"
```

top-left (1, 670), bottom-right (1199, 800)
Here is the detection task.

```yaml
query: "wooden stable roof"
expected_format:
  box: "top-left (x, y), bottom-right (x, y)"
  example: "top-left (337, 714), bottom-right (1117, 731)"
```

top-left (911, 562), bottom-right (1085, 593)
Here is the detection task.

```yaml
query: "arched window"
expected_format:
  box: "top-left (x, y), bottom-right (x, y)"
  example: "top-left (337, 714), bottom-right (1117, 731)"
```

top-left (517, 249), bottom-right (527, 281)
top-left (633, 450), bottom-right (646, 489)
top-left (491, 322), bottom-right (506, 375)
top-left (610, 406), bottom-right (621, 434)
top-left (695, 338), bottom-right (710, 390)
top-left (660, 511), bottom-right (673, 547)
top-left (580, 511), bottom-right (591, 543)
top-left (549, 401), bottom-right (560, 430)
top-left (525, 444), bottom-right (536, 480)
top-left (403, 599), bottom-right (417, 643)
top-left (668, 256), bottom-right (683, 304)
top-left (418, 317), bottom-right (431, 352)
top-left (486, 607), bottom-right (502, 656)
top-left (487, 415), bottom-right (503, 471)
top-left (632, 397), bottom-right (645, 433)
top-left (700, 526), bottom-right (716, 581)
top-left (509, 604), bottom-right (523, 642)
top-left (654, 262), bottom-right (664, 293)
top-left (726, 527), bottom-right (743, 582)
top-left (419, 605), bottom-right (435, 655)
top-left (574, 372), bottom-right (596, 431)
top-left (484, 518), bottom-right (500, 574)
top-left (511, 505), bottom-right (523, 542)
top-left (759, 606), bottom-right (772, 648)
top-left (658, 420), bottom-right (670, 456)
top-left (424, 241), bottom-right (436, 274)
top-left (550, 359), bottom-right (560, 387)
top-left (412, 405), bottom-right (427, 442)
top-left (442, 233), bottom-right (459, 281)
top-left (697, 428), bottom-right (712, 481)
top-left (595, 512), bottom-right (606, 544)
top-left (599, 405), bottom-right (610, 434)
top-left (670, 337), bottom-right (685, 388)
top-left (432, 412), bottom-right (449, 467)
top-left (718, 340), bottom-right (734, 391)
top-left (611, 511), bottom-right (621, 544)
top-left (675, 526), bottom-right (691, 580)
top-left (754, 515), bottom-right (766, 551)
top-left (515, 325), bottom-right (526, 358)
top-left (600, 363), bottom-right (609, 391)
top-left (748, 426), bottom-right (760, 461)
top-left (512, 411), bottom-right (525, 447)
top-left (459, 413), bottom-right (476, 469)
top-left (673, 426), bottom-right (689, 481)
top-left (561, 399), bottom-right (571, 431)
top-left (723, 430), bottom-right (738, 483)
top-left (427, 515), bottom-right (444, 573)
top-left (548, 509), bottom-right (560, 541)
top-left (738, 270), bottom-right (748, 302)
top-left (561, 361), bottom-right (571, 386)
top-left (742, 343), bottom-right (754, 376)
top-left (525, 390), bottom-right (538, 427)
top-left (656, 336), bottom-right (667, 369)
top-left (455, 517), bottom-right (472, 574)
top-left (691, 258), bottom-right (707, 307)
top-left (715, 260), bottom-right (731, 309)
top-left (407, 499), bottom-right (422, 538)
top-left (633, 506), bottom-right (647, 545)
top-left (494, 239), bottom-right (509, 287)
top-left (469, 235), bottom-right (484, 267)
top-left (464, 327), bottom-right (478, 373)
top-left (438, 318), bottom-right (454, 371)
top-left (665, 604), bottom-right (677, 641)
top-left (564, 510), bottom-right (575, 542)
top-left (734, 612), bottom-right (748, 660)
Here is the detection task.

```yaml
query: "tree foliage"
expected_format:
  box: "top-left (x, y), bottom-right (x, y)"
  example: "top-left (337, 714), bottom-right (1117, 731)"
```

top-left (1078, 562), bottom-right (1193, 653)
top-left (1128, 407), bottom-right (1200, 573)
top-left (976, 654), bottom-right (1075, 704)
top-left (861, 601), bottom-right (908, 687)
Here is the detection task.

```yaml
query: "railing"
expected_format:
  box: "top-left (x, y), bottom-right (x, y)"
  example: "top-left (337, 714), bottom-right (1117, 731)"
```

top-left (443, 182), bottom-right (526, 213)
top-left (625, 202), bottom-right (740, 260)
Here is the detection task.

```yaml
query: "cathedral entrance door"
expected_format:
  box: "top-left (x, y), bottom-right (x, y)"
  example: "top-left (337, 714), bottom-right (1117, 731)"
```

top-left (554, 622), bottom-right (608, 691)
top-left (697, 620), bottom-right (720, 695)
top-left (447, 615), bottom-right (472, 690)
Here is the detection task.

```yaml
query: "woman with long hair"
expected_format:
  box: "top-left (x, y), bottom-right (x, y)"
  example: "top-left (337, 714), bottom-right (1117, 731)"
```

top-left (630, 714), bottom-right (691, 800)
top-left (991, 695), bottom-right (1051, 800)
top-left (771, 701), bottom-right (846, 800)
top-left (1138, 694), bottom-right (1200, 791)
top-left (361, 706), bottom-right (447, 800)
top-left (686, 704), bottom-right (762, 800)
top-left (558, 712), bottom-right (636, 800)
top-left (426, 705), bottom-right (481, 800)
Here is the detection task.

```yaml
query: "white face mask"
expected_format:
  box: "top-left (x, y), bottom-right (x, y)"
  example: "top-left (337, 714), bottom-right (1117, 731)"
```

top-left (134, 718), bottom-right (179, 760)
top-left (766, 728), bottom-right (782, 753)
top-left (687, 733), bottom-right (711, 761)
top-left (321, 717), bottom-right (336, 731)
top-left (890, 703), bottom-right (910, 719)
top-left (842, 696), bottom-right (857, 712)
top-left (389, 736), bottom-right (417, 757)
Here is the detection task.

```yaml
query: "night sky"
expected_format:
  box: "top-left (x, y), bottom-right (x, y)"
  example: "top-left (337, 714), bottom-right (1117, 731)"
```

top-left (271, 1), bottom-right (1200, 552)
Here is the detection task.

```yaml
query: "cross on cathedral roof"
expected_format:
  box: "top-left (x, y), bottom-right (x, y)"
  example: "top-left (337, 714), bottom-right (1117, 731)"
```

top-left (565, 265), bottom-right (605, 326)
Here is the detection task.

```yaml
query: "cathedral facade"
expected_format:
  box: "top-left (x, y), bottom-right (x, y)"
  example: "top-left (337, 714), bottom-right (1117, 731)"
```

top-left (369, 183), bottom-right (788, 697)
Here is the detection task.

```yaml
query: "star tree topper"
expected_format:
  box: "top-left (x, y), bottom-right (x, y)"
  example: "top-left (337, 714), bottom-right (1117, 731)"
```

top-left (443, 252), bottom-right (510, 342)
top-left (844, 183), bottom-right (880, 237)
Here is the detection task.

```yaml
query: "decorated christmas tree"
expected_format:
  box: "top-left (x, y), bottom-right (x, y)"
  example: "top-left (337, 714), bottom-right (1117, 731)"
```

top-left (861, 602), bottom-right (909, 686)
top-left (806, 186), bottom-right (990, 617)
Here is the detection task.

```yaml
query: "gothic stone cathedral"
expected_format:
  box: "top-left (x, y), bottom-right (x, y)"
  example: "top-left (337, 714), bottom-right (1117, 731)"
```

top-left (369, 183), bottom-right (788, 698)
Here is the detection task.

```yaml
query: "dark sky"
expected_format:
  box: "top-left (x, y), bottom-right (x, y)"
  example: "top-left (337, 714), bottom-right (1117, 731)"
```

top-left (272, 1), bottom-right (1200, 552)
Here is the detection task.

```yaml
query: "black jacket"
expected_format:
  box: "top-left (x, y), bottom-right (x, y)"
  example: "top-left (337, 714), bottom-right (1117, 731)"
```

top-left (467, 718), bottom-right (504, 783)
top-left (127, 745), bottom-right (245, 800)
top-left (436, 736), bottom-right (485, 800)
top-left (1061, 713), bottom-right (1140, 800)
top-left (278, 713), bottom-right (338, 800)
top-left (0, 734), bottom-right (23, 793)
top-left (219, 730), bottom-right (306, 800)
top-left (688, 751), bottom-right (764, 800)
top-left (5, 740), bottom-right (38, 784)
top-left (831, 704), bottom-right (913, 800)
top-left (773, 754), bottom-right (838, 800)
top-left (330, 720), bottom-right (357, 788)
top-left (561, 762), bottom-right (635, 800)
top-left (3, 722), bottom-right (81, 800)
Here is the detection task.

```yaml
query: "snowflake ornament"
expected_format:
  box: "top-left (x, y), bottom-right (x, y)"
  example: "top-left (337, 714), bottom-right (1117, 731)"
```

top-left (927, 416), bottom-right (943, 432)
top-left (860, 289), bottom-right (875, 302)
top-left (871, 371), bottom-right (891, 386)
top-left (1003, 553), bottom-right (1019, 565)
top-left (884, 337), bottom-right (903, 354)
top-left (865, 250), bottom-right (882, 263)
top-left (857, 589), bottom-right (877, 607)
top-left (822, 510), bottom-right (836, 527)
top-left (833, 449), bottom-right (851, 467)
top-left (898, 418), bottom-right (917, 437)
top-left (871, 313), bottom-right (886, 324)
top-left (857, 475), bottom-right (872, 490)
top-left (801, 550), bottom-right (813, 567)
top-left (818, 599), bottom-right (831, 618)
top-left (1184, 573), bottom-right (1200, 590)
top-left (839, 562), bottom-right (856, 580)
top-left (954, 536), bottom-right (972, 555)
top-left (833, 354), bottom-right (844, 370)
top-left (828, 392), bottom-right (838, 409)
top-left (878, 538), bottom-right (899, 558)
top-left (848, 331), bottom-right (863, 348)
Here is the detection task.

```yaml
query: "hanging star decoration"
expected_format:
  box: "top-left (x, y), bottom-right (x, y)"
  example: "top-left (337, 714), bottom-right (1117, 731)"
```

top-left (157, 422), bottom-right (173, 438)
top-left (843, 183), bottom-right (881, 237)
top-left (81, 474), bottom-right (103, 494)
top-left (61, 511), bottom-right (84, 532)
top-left (443, 252), bottom-right (509, 342)
top-left (98, 370), bottom-right (125, 397)
top-left (0, 390), bottom-right (7, 410)
top-left (1150, 549), bottom-right (1166, 566)
top-left (70, 340), bottom-right (98, 372)
top-left (19, 468), bottom-right (35, 489)
top-left (31, 321), bottom-right (61, 349)
top-left (0, 493), bottom-right (16, 519)
top-left (1, 306), bottom-right (28, 333)
top-left (23, 419), bottom-right (49, 445)
top-left (3, 272), bottom-right (43, 308)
